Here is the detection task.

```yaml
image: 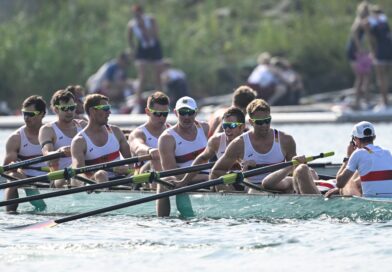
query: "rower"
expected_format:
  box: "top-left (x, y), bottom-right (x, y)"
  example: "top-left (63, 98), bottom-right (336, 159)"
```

top-left (128, 91), bottom-right (170, 176)
top-left (39, 90), bottom-right (86, 188)
top-left (179, 107), bottom-right (245, 191)
top-left (208, 85), bottom-right (256, 137)
top-left (71, 94), bottom-right (131, 185)
top-left (3, 95), bottom-right (47, 212)
top-left (326, 121), bottom-right (392, 197)
top-left (157, 96), bottom-right (209, 216)
top-left (65, 85), bottom-right (87, 121)
top-left (210, 99), bottom-right (299, 193)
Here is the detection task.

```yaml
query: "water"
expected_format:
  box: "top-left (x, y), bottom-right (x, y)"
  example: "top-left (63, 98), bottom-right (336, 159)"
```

top-left (1, 123), bottom-right (392, 272)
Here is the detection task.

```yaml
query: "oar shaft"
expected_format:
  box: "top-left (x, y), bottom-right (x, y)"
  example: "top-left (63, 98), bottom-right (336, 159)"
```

top-left (1, 152), bottom-right (63, 172)
top-left (0, 162), bottom-right (215, 207)
top-left (0, 175), bottom-right (51, 190)
top-left (56, 178), bottom-right (224, 224)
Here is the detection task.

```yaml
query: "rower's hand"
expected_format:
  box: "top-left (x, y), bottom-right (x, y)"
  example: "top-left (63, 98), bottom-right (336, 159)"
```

top-left (58, 146), bottom-right (71, 157)
top-left (113, 165), bottom-right (130, 175)
top-left (174, 179), bottom-right (188, 188)
top-left (148, 148), bottom-right (160, 161)
top-left (324, 188), bottom-right (340, 198)
top-left (347, 140), bottom-right (356, 157)
top-left (293, 155), bottom-right (306, 164)
top-left (241, 160), bottom-right (256, 171)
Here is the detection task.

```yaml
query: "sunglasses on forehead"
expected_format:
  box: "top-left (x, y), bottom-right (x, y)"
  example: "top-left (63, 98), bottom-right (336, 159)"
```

top-left (93, 104), bottom-right (111, 112)
top-left (22, 110), bottom-right (41, 118)
top-left (250, 116), bottom-right (272, 125)
top-left (178, 108), bottom-right (196, 116)
top-left (222, 122), bottom-right (243, 129)
top-left (149, 108), bottom-right (169, 117)
top-left (55, 104), bottom-right (77, 112)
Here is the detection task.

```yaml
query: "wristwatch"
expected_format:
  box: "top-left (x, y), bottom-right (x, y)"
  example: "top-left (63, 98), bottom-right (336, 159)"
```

top-left (343, 157), bottom-right (349, 163)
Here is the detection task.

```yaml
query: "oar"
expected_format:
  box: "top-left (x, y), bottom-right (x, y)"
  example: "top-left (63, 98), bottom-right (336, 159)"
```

top-left (0, 162), bottom-right (215, 208)
top-left (0, 152), bottom-right (64, 174)
top-left (12, 152), bottom-right (333, 230)
top-left (0, 154), bottom-right (152, 190)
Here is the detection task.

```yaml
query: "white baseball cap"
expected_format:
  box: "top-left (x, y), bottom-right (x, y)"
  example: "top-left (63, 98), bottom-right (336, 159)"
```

top-left (175, 96), bottom-right (197, 111)
top-left (352, 121), bottom-right (376, 138)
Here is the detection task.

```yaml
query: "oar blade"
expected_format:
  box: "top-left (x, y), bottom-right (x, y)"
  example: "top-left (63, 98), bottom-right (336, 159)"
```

top-left (9, 220), bottom-right (57, 230)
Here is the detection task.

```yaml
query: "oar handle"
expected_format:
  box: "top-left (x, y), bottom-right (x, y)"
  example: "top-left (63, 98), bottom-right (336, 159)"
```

top-left (0, 152), bottom-right (64, 173)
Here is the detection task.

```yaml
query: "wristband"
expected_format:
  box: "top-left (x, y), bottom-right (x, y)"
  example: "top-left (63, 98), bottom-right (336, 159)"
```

top-left (343, 157), bottom-right (349, 163)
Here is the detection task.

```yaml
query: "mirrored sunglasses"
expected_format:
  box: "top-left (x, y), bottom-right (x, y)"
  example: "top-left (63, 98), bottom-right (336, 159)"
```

top-left (149, 108), bottom-right (169, 117)
top-left (55, 104), bottom-right (77, 112)
top-left (22, 110), bottom-right (41, 118)
top-left (178, 108), bottom-right (196, 116)
top-left (93, 104), bottom-right (111, 112)
top-left (222, 122), bottom-right (243, 129)
top-left (251, 116), bottom-right (272, 125)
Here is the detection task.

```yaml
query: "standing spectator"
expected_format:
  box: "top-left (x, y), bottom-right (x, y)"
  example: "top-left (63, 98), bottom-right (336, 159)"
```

top-left (128, 4), bottom-right (164, 113)
top-left (346, 1), bottom-right (372, 110)
top-left (368, 5), bottom-right (392, 110)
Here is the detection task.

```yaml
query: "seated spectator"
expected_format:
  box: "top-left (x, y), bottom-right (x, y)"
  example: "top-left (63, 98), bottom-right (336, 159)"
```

top-left (161, 59), bottom-right (189, 109)
top-left (86, 52), bottom-right (135, 105)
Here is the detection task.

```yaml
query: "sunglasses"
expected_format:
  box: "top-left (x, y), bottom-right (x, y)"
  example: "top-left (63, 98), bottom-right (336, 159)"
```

top-left (149, 108), bottom-right (169, 117)
top-left (55, 104), bottom-right (77, 112)
top-left (251, 116), bottom-right (272, 125)
top-left (222, 122), bottom-right (243, 129)
top-left (178, 108), bottom-right (196, 116)
top-left (93, 104), bottom-right (111, 112)
top-left (22, 110), bottom-right (41, 118)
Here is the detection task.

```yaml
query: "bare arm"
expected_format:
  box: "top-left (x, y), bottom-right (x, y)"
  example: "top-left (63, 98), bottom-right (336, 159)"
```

top-left (112, 125), bottom-right (131, 158)
top-left (210, 137), bottom-right (244, 180)
top-left (127, 21), bottom-right (135, 50)
top-left (3, 134), bottom-right (20, 167)
top-left (39, 125), bottom-right (60, 170)
top-left (336, 168), bottom-right (355, 189)
top-left (279, 132), bottom-right (296, 161)
top-left (158, 133), bottom-right (177, 172)
top-left (128, 128), bottom-right (149, 156)
top-left (71, 136), bottom-right (87, 169)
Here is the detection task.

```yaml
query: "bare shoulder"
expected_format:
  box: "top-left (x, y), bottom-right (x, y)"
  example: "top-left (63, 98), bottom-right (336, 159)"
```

top-left (129, 127), bottom-right (145, 140)
top-left (208, 133), bottom-right (221, 150)
top-left (278, 130), bottom-right (296, 146)
top-left (6, 131), bottom-right (21, 146)
top-left (198, 121), bottom-right (210, 136)
top-left (75, 119), bottom-right (88, 128)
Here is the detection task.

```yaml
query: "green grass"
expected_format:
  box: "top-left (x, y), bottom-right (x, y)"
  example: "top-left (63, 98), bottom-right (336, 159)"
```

top-left (0, 0), bottom-right (391, 108)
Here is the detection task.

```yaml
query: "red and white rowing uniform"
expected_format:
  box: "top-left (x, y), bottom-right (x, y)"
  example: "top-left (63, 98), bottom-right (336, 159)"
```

top-left (52, 121), bottom-right (83, 169)
top-left (347, 144), bottom-right (392, 197)
top-left (137, 123), bottom-right (170, 149)
top-left (242, 129), bottom-right (285, 184)
top-left (79, 126), bottom-right (121, 178)
top-left (215, 132), bottom-right (227, 159)
top-left (166, 123), bottom-right (207, 167)
top-left (16, 126), bottom-right (46, 177)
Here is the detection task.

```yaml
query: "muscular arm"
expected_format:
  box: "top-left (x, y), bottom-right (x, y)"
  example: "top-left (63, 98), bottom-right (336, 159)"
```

top-left (71, 136), bottom-right (87, 169)
top-left (112, 125), bottom-right (131, 158)
top-left (158, 133), bottom-right (177, 172)
top-left (128, 128), bottom-right (149, 156)
top-left (210, 137), bottom-right (244, 180)
top-left (3, 134), bottom-right (20, 167)
top-left (279, 132), bottom-right (296, 161)
top-left (39, 125), bottom-right (56, 155)
top-left (182, 136), bottom-right (220, 183)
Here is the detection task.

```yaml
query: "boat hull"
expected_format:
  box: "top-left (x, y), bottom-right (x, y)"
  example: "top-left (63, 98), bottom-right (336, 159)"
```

top-left (6, 188), bottom-right (392, 221)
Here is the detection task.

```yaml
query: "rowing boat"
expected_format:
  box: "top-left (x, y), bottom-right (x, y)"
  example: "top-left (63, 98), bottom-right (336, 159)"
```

top-left (4, 187), bottom-right (392, 221)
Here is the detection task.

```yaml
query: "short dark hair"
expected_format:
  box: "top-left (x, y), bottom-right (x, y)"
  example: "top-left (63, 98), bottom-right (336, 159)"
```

top-left (146, 91), bottom-right (170, 108)
top-left (84, 94), bottom-right (109, 116)
top-left (50, 90), bottom-right (75, 108)
top-left (246, 99), bottom-right (270, 117)
top-left (233, 86), bottom-right (257, 109)
top-left (222, 107), bottom-right (245, 123)
top-left (22, 95), bottom-right (46, 115)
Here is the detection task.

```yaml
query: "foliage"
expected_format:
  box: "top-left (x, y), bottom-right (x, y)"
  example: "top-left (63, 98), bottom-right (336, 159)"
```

top-left (0, 0), bottom-right (390, 108)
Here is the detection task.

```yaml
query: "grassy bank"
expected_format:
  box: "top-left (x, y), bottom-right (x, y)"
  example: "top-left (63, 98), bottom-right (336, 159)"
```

top-left (0, 0), bottom-right (390, 108)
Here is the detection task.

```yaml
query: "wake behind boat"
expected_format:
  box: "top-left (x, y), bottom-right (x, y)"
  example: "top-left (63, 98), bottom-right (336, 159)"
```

top-left (6, 187), bottom-right (392, 221)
